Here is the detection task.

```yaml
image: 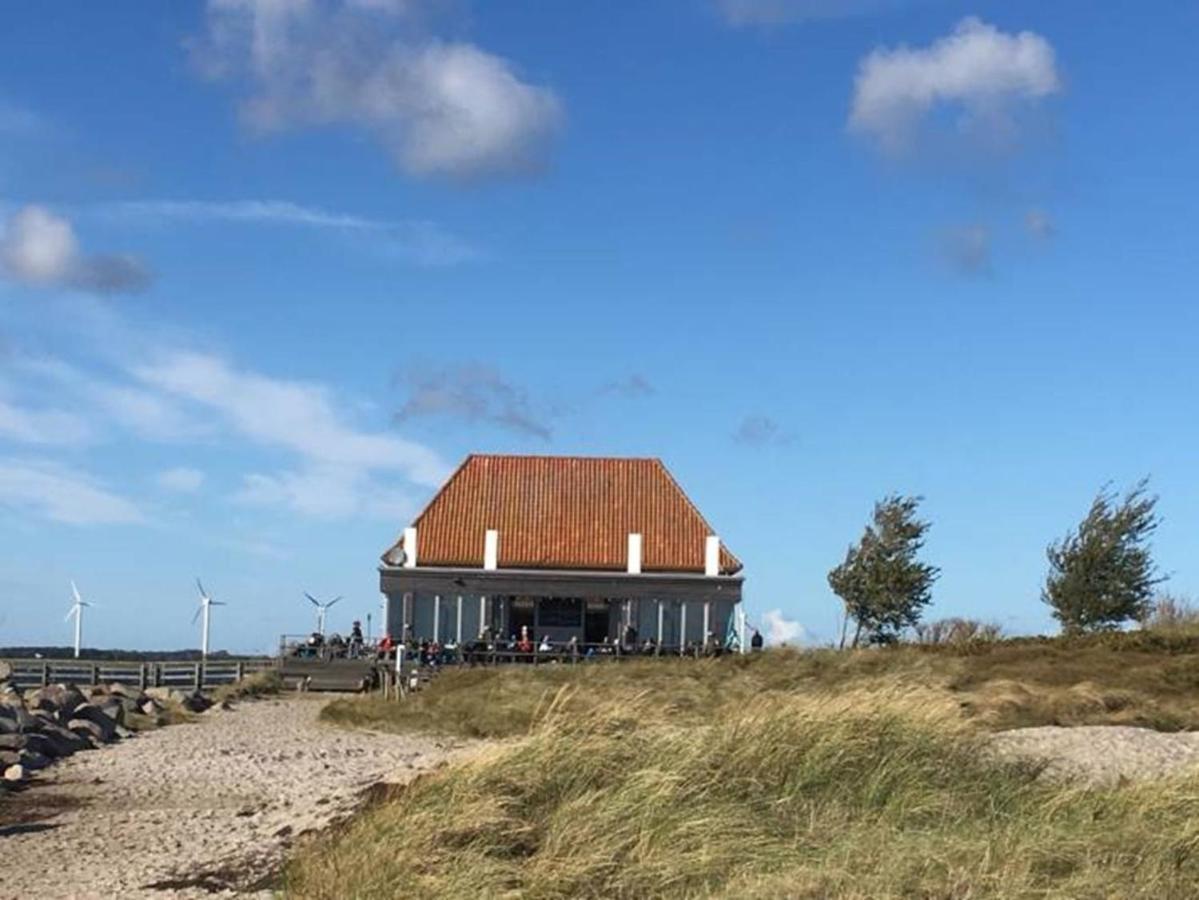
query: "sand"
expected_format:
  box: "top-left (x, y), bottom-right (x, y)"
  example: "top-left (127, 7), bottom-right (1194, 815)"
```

top-left (0, 694), bottom-right (456, 899)
top-left (991, 725), bottom-right (1199, 786)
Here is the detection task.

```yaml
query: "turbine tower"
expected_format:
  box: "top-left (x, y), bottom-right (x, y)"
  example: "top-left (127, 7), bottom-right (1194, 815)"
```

top-left (193, 578), bottom-right (227, 659)
top-left (305, 592), bottom-right (341, 636)
top-left (66, 580), bottom-right (90, 659)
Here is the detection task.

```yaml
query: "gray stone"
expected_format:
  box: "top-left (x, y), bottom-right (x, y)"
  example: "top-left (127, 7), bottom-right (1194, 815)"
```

top-left (97, 698), bottom-right (127, 727)
top-left (0, 733), bottom-right (28, 751)
top-left (0, 660), bottom-right (12, 682)
top-left (70, 703), bottom-right (117, 741)
top-left (39, 723), bottom-right (89, 755)
top-left (68, 718), bottom-right (109, 746)
top-left (0, 749), bottom-right (19, 767)
top-left (17, 749), bottom-right (49, 770)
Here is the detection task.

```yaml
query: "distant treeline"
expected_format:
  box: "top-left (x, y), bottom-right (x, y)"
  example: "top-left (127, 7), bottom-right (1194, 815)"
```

top-left (0, 647), bottom-right (268, 661)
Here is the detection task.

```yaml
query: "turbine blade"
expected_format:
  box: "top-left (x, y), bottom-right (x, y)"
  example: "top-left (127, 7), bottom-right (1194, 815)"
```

top-left (71, 580), bottom-right (82, 604)
top-left (329, 597), bottom-right (342, 608)
top-left (306, 593), bottom-right (320, 607)
top-left (191, 605), bottom-right (202, 625)
top-left (196, 577), bottom-right (207, 598)
top-left (211, 601), bottom-right (227, 606)
top-left (65, 607), bottom-right (75, 623)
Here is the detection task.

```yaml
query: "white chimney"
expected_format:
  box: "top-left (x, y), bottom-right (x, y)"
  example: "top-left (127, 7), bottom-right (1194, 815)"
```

top-left (627, 533), bottom-right (642, 574)
top-left (484, 529), bottom-right (499, 571)
top-left (704, 535), bottom-right (720, 577)
top-left (403, 526), bottom-right (418, 568)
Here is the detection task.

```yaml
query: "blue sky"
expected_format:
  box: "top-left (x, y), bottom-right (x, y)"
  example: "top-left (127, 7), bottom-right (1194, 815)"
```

top-left (1, 1), bottom-right (1196, 652)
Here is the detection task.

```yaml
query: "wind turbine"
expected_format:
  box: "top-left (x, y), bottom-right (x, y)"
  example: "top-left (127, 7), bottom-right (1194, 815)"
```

top-left (193, 578), bottom-right (226, 659)
top-left (66, 580), bottom-right (90, 659)
top-left (305, 593), bottom-right (341, 636)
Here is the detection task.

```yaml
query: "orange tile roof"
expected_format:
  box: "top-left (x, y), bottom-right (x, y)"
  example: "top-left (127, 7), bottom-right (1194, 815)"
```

top-left (383, 454), bottom-right (741, 575)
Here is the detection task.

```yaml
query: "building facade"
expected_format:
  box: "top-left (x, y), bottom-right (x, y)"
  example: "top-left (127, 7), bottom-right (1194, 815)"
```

top-left (378, 454), bottom-right (743, 649)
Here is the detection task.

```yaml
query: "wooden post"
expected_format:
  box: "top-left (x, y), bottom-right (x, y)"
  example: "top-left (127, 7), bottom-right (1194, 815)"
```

top-left (139, 663), bottom-right (147, 692)
top-left (194, 662), bottom-right (201, 691)
top-left (236, 661), bottom-right (245, 681)
top-left (91, 663), bottom-right (99, 687)
top-left (41, 662), bottom-right (49, 687)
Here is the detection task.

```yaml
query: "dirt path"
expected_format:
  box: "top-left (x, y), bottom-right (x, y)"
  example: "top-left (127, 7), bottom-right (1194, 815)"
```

top-left (0, 694), bottom-right (456, 899)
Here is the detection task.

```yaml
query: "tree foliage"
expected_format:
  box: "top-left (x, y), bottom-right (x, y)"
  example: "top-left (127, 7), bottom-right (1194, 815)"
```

top-left (828, 495), bottom-right (939, 647)
top-left (1044, 480), bottom-right (1165, 633)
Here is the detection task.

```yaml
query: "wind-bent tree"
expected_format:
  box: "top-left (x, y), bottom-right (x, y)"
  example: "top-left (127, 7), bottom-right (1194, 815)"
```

top-left (829, 495), bottom-right (939, 648)
top-left (1043, 479), bottom-right (1165, 633)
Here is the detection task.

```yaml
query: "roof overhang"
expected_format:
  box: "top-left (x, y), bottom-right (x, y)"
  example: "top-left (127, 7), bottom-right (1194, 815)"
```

top-left (379, 565), bottom-right (743, 603)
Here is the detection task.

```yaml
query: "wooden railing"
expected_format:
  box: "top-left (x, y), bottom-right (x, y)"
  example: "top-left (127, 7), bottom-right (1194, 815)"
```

top-left (1, 657), bottom-right (278, 691)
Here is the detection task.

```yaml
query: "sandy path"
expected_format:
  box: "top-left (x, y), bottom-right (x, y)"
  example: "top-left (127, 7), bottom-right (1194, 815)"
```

top-left (991, 725), bottom-right (1199, 786)
top-left (0, 694), bottom-right (456, 899)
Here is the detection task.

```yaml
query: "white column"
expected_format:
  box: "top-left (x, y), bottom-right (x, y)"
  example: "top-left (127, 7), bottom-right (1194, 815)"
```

top-left (679, 602), bottom-right (687, 656)
top-left (480, 596), bottom-right (488, 636)
top-left (456, 595), bottom-right (463, 644)
top-left (704, 535), bottom-right (720, 577)
top-left (433, 594), bottom-right (441, 643)
top-left (627, 533), bottom-right (642, 574)
top-left (404, 526), bottom-right (418, 568)
top-left (484, 529), bottom-right (499, 570)
top-left (703, 601), bottom-right (711, 646)
top-left (402, 593), bottom-right (412, 639)
top-left (656, 599), bottom-right (664, 652)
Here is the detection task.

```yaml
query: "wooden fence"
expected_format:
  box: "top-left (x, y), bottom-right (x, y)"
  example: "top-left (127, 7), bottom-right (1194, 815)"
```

top-left (2, 657), bottom-right (278, 691)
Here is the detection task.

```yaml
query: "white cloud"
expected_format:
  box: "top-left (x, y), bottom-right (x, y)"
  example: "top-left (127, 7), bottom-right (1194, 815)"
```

top-left (156, 467), bottom-right (206, 493)
top-left (0, 205), bottom-right (151, 294)
top-left (193, 0), bottom-right (562, 180)
top-left (133, 351), bottom-right (447, 486)
top-left (0, 398), bottom-right (92, 445)
top-left (760, 608), bottom-right (804, 645)
top-left (849, 17), bottom-right (1061, 153)
top-left (99, 199), bottom-right (477, 265)
top-left (0, 458), bottom-right (143, 525)
top-left (235, 464), bottom-right (413, 519)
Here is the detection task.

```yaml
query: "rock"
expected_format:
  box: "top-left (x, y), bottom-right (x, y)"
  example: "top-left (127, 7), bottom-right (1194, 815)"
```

top-left (22, 732), bottom-right (65, 759)
top-left (28, 684), bottom-right (86, 718)
top-left (171, 690), bottom-right (212, 713)
top-left (97, 698), bottom-right (127, 727)
top-left (0, 660), bottom-right (12, 682)
top-left (38, 723), bottom-right (89, 755)
top-left (17, 750), bottom-right (50, 770)
top-left (68, 719), bottom-right (106, 747)
top-left (144, 687), bottom-right (173, 702)
top-left (0, 749), bottom-right (19, 767)
top-left (71, 703), bottom-right (118, 741)
top-left (107, 682), bottom-right (136, 698)
top-left (139, 698), bottom-right (163, 716)
top-left (14, 707), bottom-right (40, 733)
top-left (0, 733), bottom-right (28, 750)
top-left (3, 763), bottom-right (26, 782)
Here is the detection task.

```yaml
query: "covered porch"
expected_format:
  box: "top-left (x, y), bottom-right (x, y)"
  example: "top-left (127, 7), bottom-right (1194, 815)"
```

top-left (379, 565), bottom-right (743, 654)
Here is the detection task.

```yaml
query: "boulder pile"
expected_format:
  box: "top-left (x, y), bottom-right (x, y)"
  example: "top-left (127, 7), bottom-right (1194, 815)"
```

top-left (0, 662), bottom-right (213, 786)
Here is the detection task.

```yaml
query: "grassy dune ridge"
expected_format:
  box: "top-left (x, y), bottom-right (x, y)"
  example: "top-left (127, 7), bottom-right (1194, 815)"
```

top-left (288, 636), bottom-right (1199, 898)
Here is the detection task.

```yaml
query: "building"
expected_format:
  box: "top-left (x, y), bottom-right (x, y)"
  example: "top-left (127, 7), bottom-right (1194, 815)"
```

top-left (379, 454), bottom-right (744, 649)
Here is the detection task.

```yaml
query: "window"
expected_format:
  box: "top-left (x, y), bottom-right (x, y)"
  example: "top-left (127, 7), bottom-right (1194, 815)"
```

top-left (538, 597), bottom-right (583, 628)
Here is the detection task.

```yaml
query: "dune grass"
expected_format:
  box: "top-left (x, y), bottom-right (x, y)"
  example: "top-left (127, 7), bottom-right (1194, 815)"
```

top-left (212, 668), bottom-right (284, 704)
top-left (288, 683), bottom-right (1199, 898)
top-left (321, 631), bottom-right (1199, 739)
